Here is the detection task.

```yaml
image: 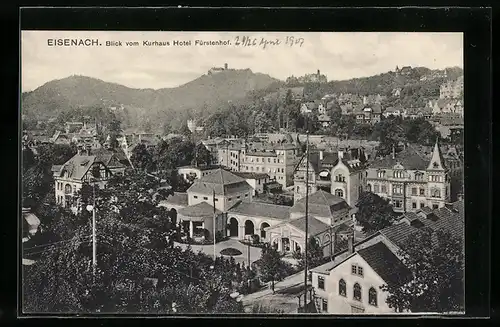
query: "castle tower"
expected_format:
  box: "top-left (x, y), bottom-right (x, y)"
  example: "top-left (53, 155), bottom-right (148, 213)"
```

top-left (426, 139), bottom-right (450, 209)
top-left (224, 63), bottom-right (228, 70)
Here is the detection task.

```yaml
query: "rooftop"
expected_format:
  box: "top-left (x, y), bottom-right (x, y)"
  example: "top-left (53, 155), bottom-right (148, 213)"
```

top-left (288, 216), bottom-right (330, 236)
top-left (178, 202), bottom-right (221, 218)
top-left (188, 169), bottom-right (253, 196)
top-left (379, 222), bottom-right (421, 249)
top-left (199, 168), bottom-right (246, 185)
top-left (369, 147), bottom-right (429, 170)
top-left (228, 201), bottom-right (290, 220)
top-left (231, 172), bottom-right (270, 180)
top-left (357, 241), bottom-right (412, 287)
top-left (178, 165), bottom-right (223, 171)
top-left (292, 190), bottom-right (350, 218)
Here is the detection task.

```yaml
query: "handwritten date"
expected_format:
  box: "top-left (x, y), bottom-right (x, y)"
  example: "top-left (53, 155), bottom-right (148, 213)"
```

top-left (234, 36), bottom-right (304, 49)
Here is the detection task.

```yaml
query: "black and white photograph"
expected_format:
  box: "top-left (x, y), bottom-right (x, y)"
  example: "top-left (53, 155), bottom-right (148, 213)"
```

top-left (21, 30), bottom-right (465, 315)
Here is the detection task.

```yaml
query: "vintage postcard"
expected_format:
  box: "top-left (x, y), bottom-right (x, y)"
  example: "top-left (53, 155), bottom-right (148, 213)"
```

top-left (21, 31), bottom-right (464, 315)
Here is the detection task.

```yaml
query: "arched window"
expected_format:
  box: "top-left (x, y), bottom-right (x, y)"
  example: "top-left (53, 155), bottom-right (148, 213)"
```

top-left (353, 283), bottom-right (362, 301)
top-left (369, 287), bottom-right (377, 306)
top-left (338, 279), bottom-right (346, 297)
top-left (64, 184), bottom-right (73, 194)
top-left (335, 189), bottom-right (344, 198)
top-left (335, 174), bottom-right (345, 182)
top-left (432, 188), bottom-right (441, 198)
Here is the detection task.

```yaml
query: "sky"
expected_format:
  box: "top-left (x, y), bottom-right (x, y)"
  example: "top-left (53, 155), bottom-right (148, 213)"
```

top-left (21, 31), bottom-right (463, 92)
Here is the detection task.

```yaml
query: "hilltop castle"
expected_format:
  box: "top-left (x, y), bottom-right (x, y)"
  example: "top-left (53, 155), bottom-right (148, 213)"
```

top-left (208, 63), bottom-right (233, 75)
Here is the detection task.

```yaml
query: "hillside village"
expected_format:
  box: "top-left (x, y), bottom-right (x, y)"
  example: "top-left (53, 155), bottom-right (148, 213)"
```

top-left (22, 64), bottom-right (464, 314)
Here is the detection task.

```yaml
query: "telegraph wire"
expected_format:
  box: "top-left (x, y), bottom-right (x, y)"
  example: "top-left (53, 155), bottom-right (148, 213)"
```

top-left (23, 235), bottom-right (92, 251)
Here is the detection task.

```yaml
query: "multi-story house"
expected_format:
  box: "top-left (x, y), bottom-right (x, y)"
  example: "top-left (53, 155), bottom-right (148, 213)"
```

top-left (350, 106), bottom-right (382, 125)
top-left (311, 199), bottom-right (464, 314)
top-left (177, 165), bottom-right (223, 182)
top-left (294, 148), bottom-right (367, 208)
top-left (232, 172), bottom-right (271, 196)
top-left (366, 141), bottom-right (450, 213)
top-left (330, 151), bottom-right (367, 208)
top-left (311, 234), bottom-right (412, 314)
top-left (243, 143), bottom-right (298, 188)
top-left (52, 146), bottom-right (127, 211)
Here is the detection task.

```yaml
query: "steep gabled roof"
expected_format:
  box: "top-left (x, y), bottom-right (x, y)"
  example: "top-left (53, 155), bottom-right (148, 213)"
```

top-left (427, 140), bottom-right (447, 171)
top-left (292, 190), bottom-right (350, 218)
top-left (357, 242), bottom-right (412, 287)
top-left (379, 223), bottom-right (421, 249)
top-left (369, 147), bottom-right (429, 170)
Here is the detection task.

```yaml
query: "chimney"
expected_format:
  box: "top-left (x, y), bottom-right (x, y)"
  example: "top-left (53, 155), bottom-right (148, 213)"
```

top-left (224, 63), bottom-right (228, 70)
top-left (348, 234), bottom-right (354, 254)
top-left (319, 150), bottom-right (324, 161)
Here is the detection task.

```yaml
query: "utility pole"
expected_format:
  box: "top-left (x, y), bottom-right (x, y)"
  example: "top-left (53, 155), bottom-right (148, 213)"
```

top-left (303, 116), bottom-right (310, 312)
top-left (92, 181), bottom-right (97, 276)
top-left (247, 242), bottom-right (250, 267)
top-left (213, 188), bottom-right (217, 262)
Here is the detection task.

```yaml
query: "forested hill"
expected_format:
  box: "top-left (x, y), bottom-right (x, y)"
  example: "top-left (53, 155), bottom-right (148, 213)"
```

top-left (21, 69), bottom-right (281, 132)
top-left (302, 66), bottom-right (463, 99)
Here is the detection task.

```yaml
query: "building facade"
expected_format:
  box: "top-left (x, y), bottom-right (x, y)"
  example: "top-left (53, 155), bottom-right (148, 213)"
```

top-left (294, 148), bottom-right (367, 208)
top-left (366, 141), bottom-right (450, 213)
top-left (52, 147), bottom-right (126, 211)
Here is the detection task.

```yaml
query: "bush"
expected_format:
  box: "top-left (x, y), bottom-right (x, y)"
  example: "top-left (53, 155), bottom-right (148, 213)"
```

top-left (239, 240), bottom-right (266, 248)
top-left (251, 234), bottom-right (260, 244)
top-left (215, 231), bottom-right (226, 242)
top-left (220, 248), bottom-right (243, 256)
top-left (250, 303), bottom-right (285, 313)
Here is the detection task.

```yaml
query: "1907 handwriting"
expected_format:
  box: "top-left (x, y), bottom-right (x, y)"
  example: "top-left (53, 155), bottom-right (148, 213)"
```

top-left (234, 36), bottom-right (304, 49)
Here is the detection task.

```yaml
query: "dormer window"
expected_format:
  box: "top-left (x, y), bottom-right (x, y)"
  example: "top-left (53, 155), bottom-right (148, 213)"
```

top-left (393, 170), bottom-right (404, 179)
